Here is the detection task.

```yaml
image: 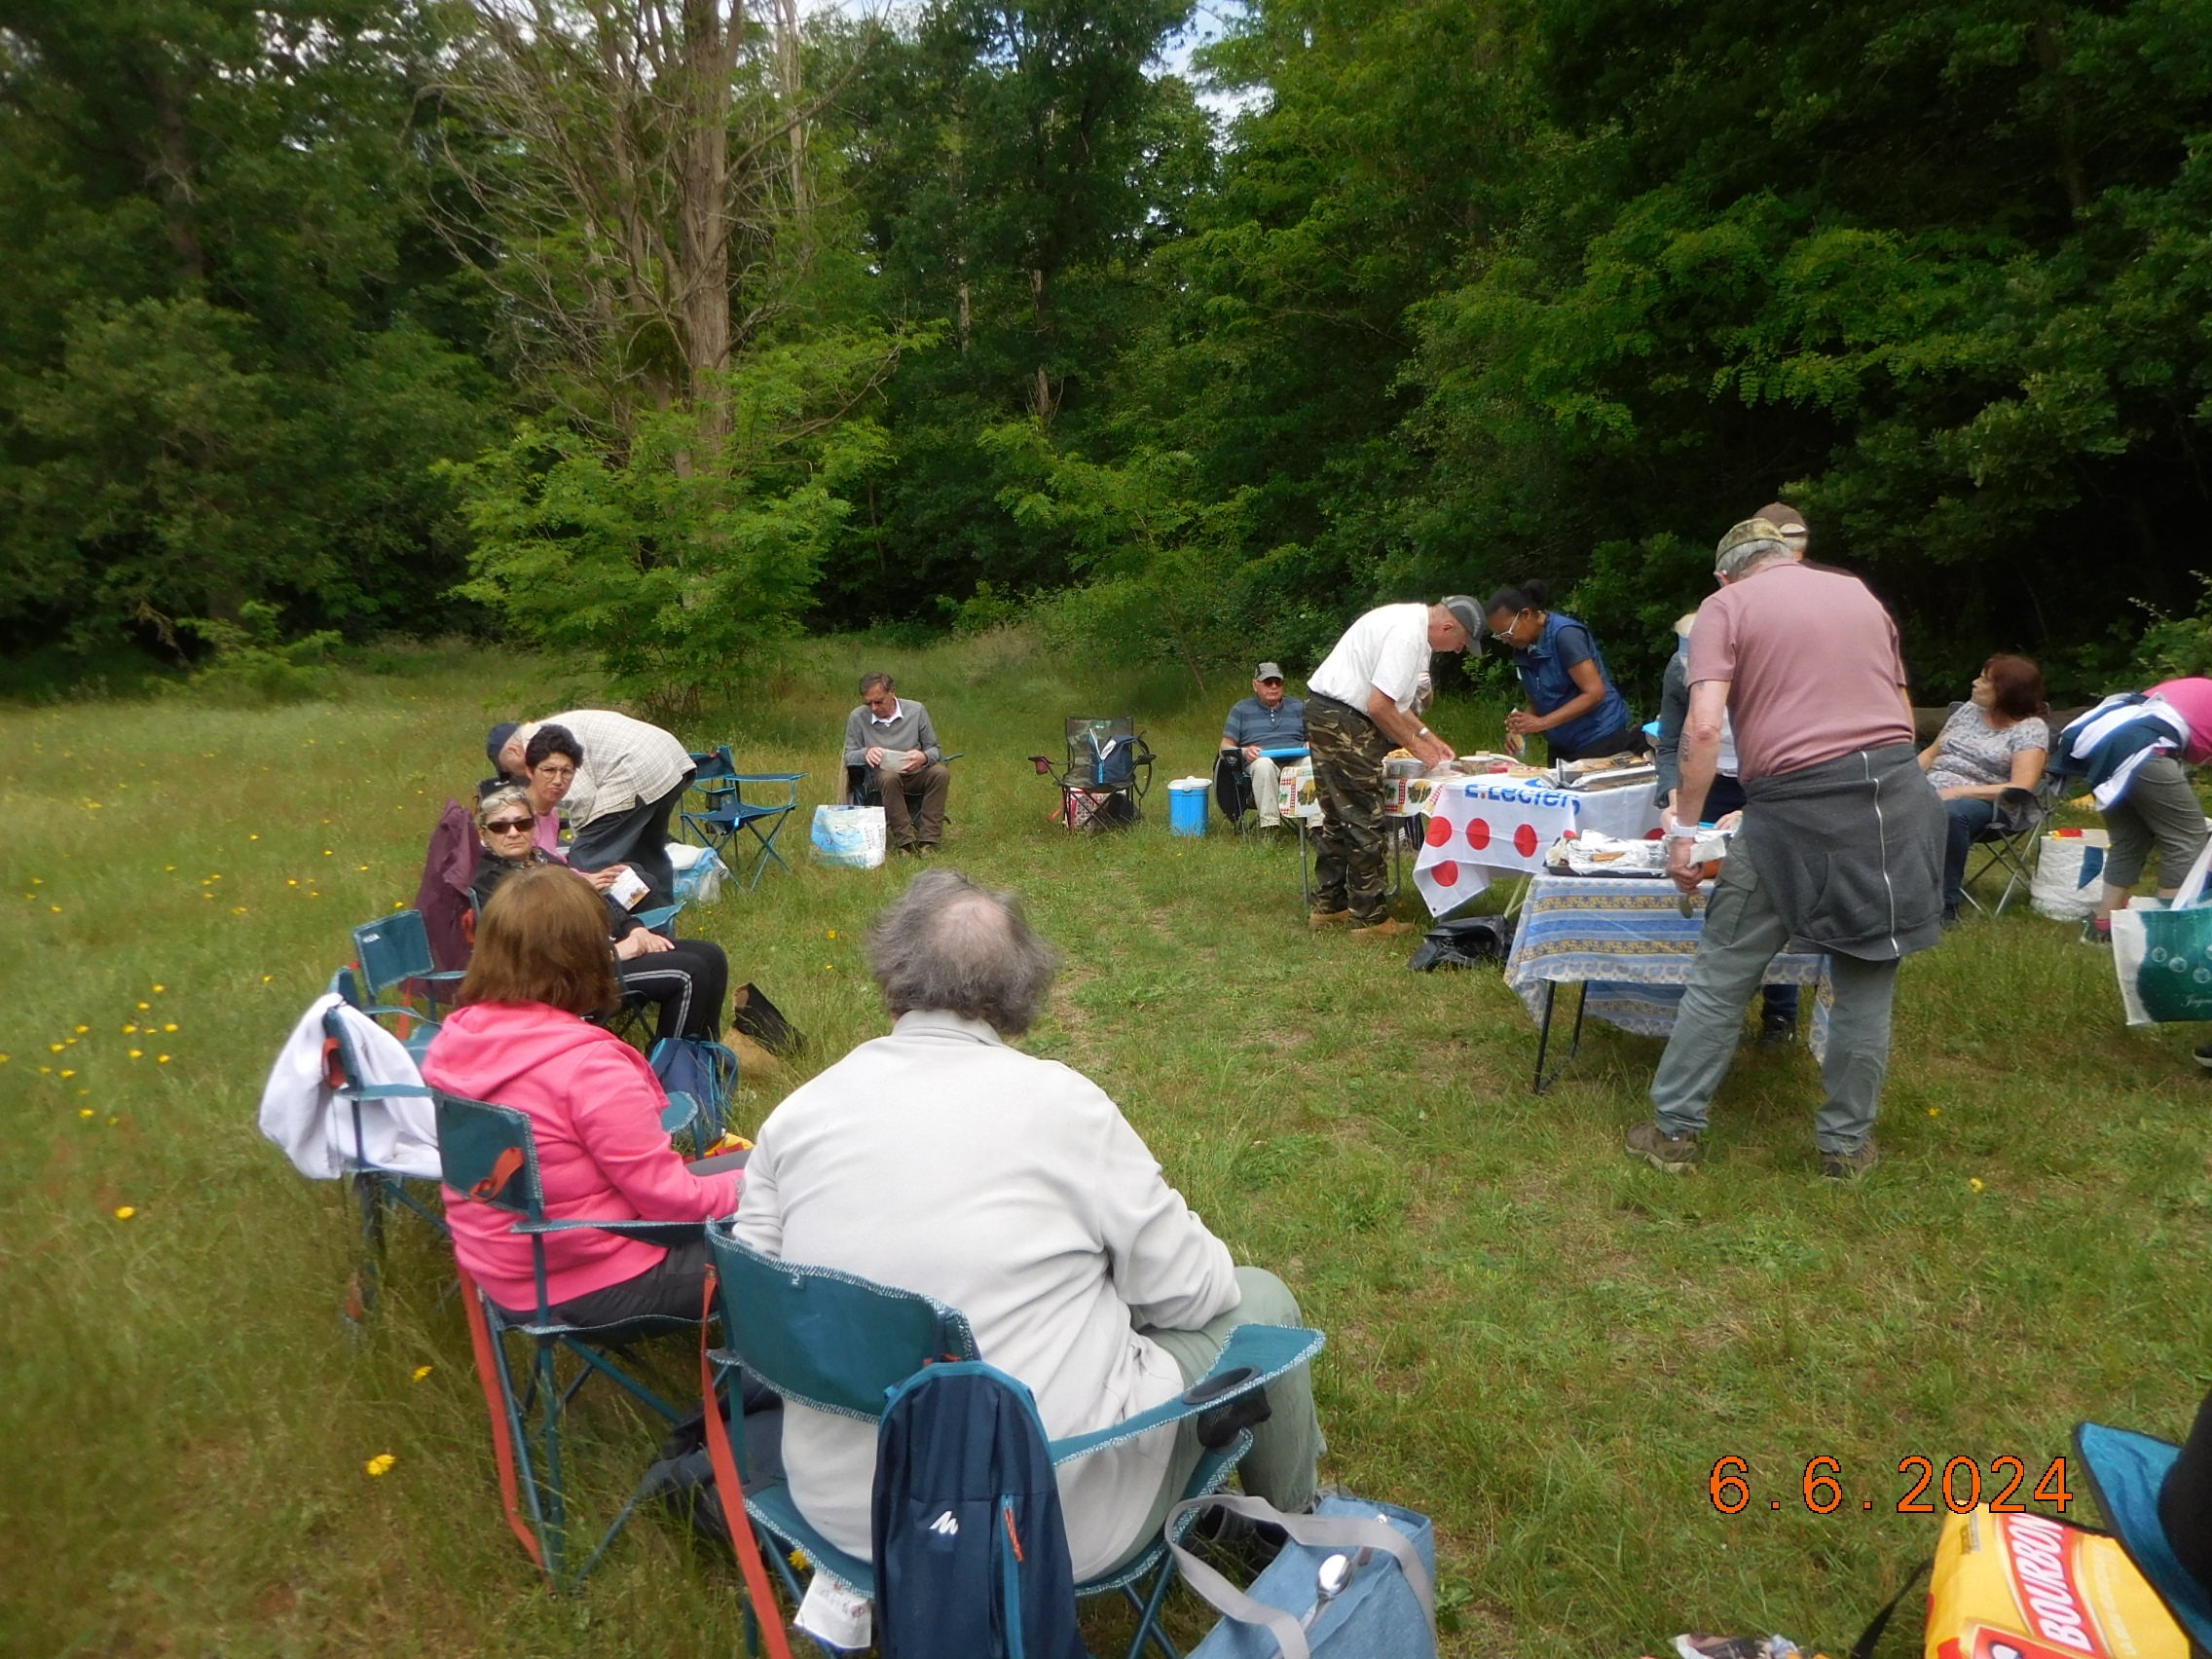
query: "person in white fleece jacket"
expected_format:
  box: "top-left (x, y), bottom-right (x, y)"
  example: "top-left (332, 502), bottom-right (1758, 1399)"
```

top-left (734, 867), bottom-right (1322, 1581)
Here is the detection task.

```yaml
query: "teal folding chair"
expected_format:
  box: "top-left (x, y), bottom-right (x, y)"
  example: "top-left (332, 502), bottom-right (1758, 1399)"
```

top-left (681, 748), bottom-right (803, 891)
top-left (699, 1227), bottom-right (1325, 1658)
top-left (352, 908), bottom-right (467, 1019)
top-left (324, 966), bottom-right (446, 1321)
top-left (437, 1092), bottom-right (711, 1590)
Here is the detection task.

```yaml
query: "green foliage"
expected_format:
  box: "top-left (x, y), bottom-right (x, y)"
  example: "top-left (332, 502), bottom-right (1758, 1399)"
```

top-left (447, 332), bottom-right (903, 711)
top-left (0, 0), bottom-right (500, 663)
top-left (178, 601), bottom-right (342, 705)
top-left (981, 420), bottom-right (1258, 692)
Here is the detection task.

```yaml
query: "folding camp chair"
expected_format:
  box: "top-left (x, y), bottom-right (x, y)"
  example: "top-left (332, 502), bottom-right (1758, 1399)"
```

top-left (1963, 776), bottom-right (2060, 917)
top-left (352, 908), bottom-right (468, 1020)
top-left (437, 1092), bottom-right (711, 1590)
top-left (1214, 745), bottom-right (1309, 832)
top-left (681, 748), bottom-right (803, 891)
top-left (1028, 718), bottom-right (1156, 832)
top-left (325, 965), bottom-right (445, 1322)
top-left (699, 1227), bottom-right (1324, 1659)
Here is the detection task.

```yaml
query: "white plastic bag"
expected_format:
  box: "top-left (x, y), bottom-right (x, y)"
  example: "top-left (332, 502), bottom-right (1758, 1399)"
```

top-left (810, 803), bottom-right (886, 869)
top-left (666, 841), bottom-right (727, 904)
top-left (2030, 829), bottom-right (2109, 921)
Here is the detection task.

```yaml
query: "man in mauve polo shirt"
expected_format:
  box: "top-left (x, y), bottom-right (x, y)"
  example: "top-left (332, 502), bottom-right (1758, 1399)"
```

top-left (1625, 517), bottom-right (1943, 1181)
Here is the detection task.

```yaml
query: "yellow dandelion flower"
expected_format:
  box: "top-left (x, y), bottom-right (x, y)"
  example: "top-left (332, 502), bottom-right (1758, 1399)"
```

top-left (29, 876), bottom-right (41, 885)
top-left (364, 1454), bottom-right (396, 1477)
top-left (412, 1365), bottom-right (433, 1382)
top-left (129, 1050), bottom-right (142, 1059)
top-left (287, 879), bottom-right (298, 887)
top-left (261, 975), bottom-right (273, 983)
top-left (135, 1002), bottom-right (148, 1011)
top-left (113, 1206), bottom-right (135, 1220)
top-left (827, 929), bottom-right (837, 939)
top-left (74, 1025), bottom-right (87, 1034)
top-left (79, 1108), bottom-right (93, 1118)
top-left (356, 864), bottom-right (369, 871)
top-left (322, 849), bottom-right (333, 856)
top-left (49, 904), bottom-right (59, 913)
top-left (38, 1065), bottom-right (51, 1074)
top-left (249, 833), bottom-right (258, 840)
top-left (163, 1023), bottom-right (176, 1033)
top-left (1969, 1177), bottom-right (1985, 1193)
top-left (0, 1053), bottom-right (9, 1063)
top-left (59, 1070), bottom-right (73, 1079)
top-left (49, 1043), bottom-right (62, 1052)
top-left (1928, 1107), bottom-right (1941, 1117)
top-left (232, 906), bottom-right (246, 914)
top-left (124, 1024), bottom-right (135, 1033)
top-left (157, 1054), bottom-right (169, 1063)
top-left (789, 1548), bottom-right (809, 1570)
top-left (152, 984), bottom-right (164, 992)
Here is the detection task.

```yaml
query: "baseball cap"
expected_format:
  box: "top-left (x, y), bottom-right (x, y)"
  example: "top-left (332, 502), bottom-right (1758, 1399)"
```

top-left (486, 721), bottom-right (521, 768)
top-left (1254, 661), bottom-right (1285, 682)
top-left (1756, 500), bottom-right (1808, 540)
top-left (1439, 595), bottom-right (1484, 655)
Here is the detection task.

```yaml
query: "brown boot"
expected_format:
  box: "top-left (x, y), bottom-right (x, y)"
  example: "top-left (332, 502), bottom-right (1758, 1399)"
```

top-left (1349, 917), bottom-right (1416, 940)
top-left (1308, 907), bottom-right (1352, 929)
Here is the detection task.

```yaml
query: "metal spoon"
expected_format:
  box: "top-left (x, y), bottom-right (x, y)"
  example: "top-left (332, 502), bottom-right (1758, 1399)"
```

top-left (1299, 1553), bottom-right (1353, 1632)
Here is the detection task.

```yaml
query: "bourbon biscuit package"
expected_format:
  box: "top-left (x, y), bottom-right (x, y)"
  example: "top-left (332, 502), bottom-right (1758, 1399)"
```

top-left (1927, 1507), bottom-right (2189, 1659)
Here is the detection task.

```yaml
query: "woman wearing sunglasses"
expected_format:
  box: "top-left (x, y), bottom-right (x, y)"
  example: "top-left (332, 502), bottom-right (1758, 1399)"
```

top-left (469, 786), bottom-right (729, 1044)
top-left (1485, 580), bottom-right (1638, 762)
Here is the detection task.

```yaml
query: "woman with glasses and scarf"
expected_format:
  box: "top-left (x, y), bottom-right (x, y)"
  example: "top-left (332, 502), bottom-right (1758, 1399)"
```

top-left (1485, 580), bottom-right (1637, 762)
top-left (469, 786), bottom-right (729, 1044)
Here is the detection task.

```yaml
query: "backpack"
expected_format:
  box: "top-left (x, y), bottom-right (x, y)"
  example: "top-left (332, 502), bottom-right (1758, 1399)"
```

top-left (871, 1361), bottom-right (1085, 1659)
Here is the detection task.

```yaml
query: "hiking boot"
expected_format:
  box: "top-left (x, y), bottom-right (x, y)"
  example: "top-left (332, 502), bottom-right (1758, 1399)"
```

top-left (1349, 918), bottom-right (1417, 940)
top-left (1821, 1139), bottom-right (1879, 1181)
top-left (1308, 906), bottom-right (1352, 929)
top-left (1758, 1012), bottom-right (1797, 1048)
top-left (1625, 1120), bottom-right (1703, 1172)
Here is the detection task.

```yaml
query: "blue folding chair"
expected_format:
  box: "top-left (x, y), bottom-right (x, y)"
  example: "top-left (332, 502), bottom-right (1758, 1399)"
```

top-left (681, 748), bottom-right (803, 891)
top-left (351, 908), bottom-right (467, 1019)
top-left (699, 1228), bottom-right (1325, 1658)
top-left (324, 966), bottom-right (446, 1321)
top-left (437, 1091), bottom-right (713, 1590)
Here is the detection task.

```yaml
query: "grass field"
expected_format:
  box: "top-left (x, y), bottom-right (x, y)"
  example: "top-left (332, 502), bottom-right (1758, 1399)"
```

top-left (5, 629), bottom-right (2209, 1659)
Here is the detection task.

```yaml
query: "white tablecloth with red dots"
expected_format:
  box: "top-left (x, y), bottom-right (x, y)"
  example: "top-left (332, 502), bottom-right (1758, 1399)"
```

top-left (1412, 777), bottom-right (1662, 914)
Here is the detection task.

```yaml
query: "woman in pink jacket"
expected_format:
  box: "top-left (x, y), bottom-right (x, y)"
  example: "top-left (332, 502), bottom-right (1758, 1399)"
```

top-left (424, 864), bottom-right (743, 1326)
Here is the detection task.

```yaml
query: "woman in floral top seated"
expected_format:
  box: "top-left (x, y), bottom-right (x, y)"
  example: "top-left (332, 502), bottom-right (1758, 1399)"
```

top-left (1918, 653), bottom-right (2050, 923)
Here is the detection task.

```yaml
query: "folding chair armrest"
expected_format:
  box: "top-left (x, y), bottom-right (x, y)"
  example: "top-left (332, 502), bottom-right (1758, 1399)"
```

top-left (517, 1217), bottom-right (708, 1244)
top-left (633, 902), bottom-right (683, 933)
top-left (661, 1090), bottom-right (700, 1136)
top-left (341, 1080), bottom-right (435, 1101)
top-left (353, 1005), bottom-right (441, 1036)
top-left (1047, 1323), bottom-right (1324, 1466)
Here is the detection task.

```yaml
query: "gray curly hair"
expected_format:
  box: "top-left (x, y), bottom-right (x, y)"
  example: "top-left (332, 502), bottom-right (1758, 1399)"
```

top-left (866, 867), bottom-right (1059, 1036)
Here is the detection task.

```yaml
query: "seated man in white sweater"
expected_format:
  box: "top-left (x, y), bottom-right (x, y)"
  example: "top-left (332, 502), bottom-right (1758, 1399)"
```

top-left (733, 867), bottom-right (1323, 1581)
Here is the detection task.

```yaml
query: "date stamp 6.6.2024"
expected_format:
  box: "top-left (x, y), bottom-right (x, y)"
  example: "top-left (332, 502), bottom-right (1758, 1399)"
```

top-left (1708, 1456), bottom-right (2074, 1515)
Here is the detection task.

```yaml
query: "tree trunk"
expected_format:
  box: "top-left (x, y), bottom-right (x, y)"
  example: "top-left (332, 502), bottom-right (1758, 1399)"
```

top-left (141, 69), bottom-right (207, 282)
top-left (774, 0), bottom-right (809, 225)
top-left (677, 0), bottom-right (738, 432)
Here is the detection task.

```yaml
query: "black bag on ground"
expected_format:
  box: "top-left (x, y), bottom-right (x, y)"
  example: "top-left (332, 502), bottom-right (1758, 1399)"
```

top-left (1407, 915), bottom-right (1516, 972)
top-left (729, 982), bottom-right (805, 1056)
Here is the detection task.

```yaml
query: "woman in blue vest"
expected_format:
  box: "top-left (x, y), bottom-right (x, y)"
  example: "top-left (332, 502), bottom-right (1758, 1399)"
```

top-left (1485, 580), bottom-right (1636, 761)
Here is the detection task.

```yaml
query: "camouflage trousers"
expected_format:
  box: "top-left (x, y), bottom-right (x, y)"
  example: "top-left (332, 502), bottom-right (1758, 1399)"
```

top-left (1308, 695), bottom-right (1394, 925)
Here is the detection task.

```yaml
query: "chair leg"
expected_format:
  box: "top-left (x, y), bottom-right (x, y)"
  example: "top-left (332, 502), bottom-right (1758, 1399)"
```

top-left (535, 1339), bottom-right (571, 1587)
top-left (1122, 1558), bottom-right (1185, 1659)
top-left (459, 1277), bottom-right (552, 1580)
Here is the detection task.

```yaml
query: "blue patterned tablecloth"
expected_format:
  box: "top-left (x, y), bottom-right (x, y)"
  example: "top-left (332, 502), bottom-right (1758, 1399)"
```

top-left (1502, 873), bottom-right (1831, 1052)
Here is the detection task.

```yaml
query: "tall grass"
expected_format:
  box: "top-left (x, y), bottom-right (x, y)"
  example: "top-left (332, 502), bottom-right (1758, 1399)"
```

top-left (3, 628), bottom-right (2207, 1657)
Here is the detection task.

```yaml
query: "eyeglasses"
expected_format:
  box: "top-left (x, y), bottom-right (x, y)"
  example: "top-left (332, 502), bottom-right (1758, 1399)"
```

top-left (533, 762), bottom-right (575, 779)
top-left (483, 817), bottom-right (535, 833)
top-left (1490, 609), bottom-right (1528, 644)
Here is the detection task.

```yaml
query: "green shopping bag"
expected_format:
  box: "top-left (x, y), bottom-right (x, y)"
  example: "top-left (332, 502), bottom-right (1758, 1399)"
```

top-left (2112, 836), bottom-right (2212, 1025)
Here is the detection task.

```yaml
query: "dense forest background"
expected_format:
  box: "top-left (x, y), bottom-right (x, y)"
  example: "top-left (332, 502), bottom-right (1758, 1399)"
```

top-left (4, 0), bottom-right (2211, 708)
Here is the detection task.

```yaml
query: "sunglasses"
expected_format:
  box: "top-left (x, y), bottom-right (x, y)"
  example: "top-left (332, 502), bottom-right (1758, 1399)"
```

top-left (483, 817), bottom-right (535, 833)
